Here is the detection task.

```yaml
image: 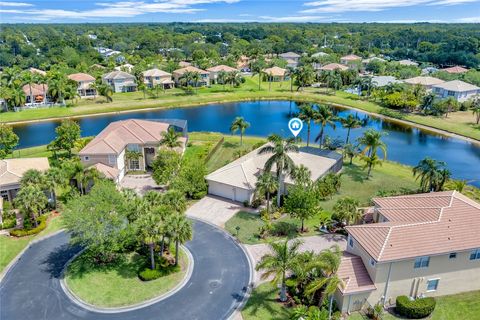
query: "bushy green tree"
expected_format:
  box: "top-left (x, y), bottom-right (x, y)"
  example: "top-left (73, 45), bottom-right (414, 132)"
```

top-left (284, 185), bottom-right (320, 233)
top-left (47, 119), bottom-right (81, 157)
top-left (0, 124), bottom-right (19, 159)
top-left (152, 150), bottom-right (182, 186)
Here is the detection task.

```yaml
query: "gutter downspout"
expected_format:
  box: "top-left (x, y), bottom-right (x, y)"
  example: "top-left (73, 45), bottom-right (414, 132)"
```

top-left (383, 262), bottom-right (393, 307)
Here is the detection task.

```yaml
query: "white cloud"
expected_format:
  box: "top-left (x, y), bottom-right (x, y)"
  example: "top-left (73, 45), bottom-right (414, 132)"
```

top-left (194, 18), bottom-right (253, 22)
top-left (301, 0), bottom-right (478, 13)
top-left (0, 0), bottom-right (240, 20)
top-left (259, 15), bottom-right (327, 22)
top-left (456, 16), bottom-right (480, 22)
top-left (0, 1), bottom-right (33, 7)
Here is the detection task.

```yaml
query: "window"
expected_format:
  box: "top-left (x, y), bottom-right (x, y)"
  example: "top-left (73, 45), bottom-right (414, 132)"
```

top-left (449, 252), bottom-right (457, 259)
top-left (108, 155), bottom-right (116, 165)
top-left (426, 279), bottom-right (439, 292)
top-left (447, 90), bottom-right (455, 96)
top-left (470, 249), bottom-right (480, 261)
top-left (348, 236), bottom-right (354, 248)
top-left (414, 256), bottom-right (430, 269)
top-left (84, 156), bottom-right (90, 161)
top-left (369, 258), bottom-right (376, 267)
top-left (129, 159), bottom-right (140, 170)
top-left (127, 144), bottom-right (140, 152)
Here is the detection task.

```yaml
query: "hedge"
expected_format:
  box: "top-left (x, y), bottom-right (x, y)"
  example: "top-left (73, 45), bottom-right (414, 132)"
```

top-left (9, 215), bottom-right (47, 237)
top-left (396, 295), bottom-right (436, 319)
top-left (1, 218), bottom-right (16, 230)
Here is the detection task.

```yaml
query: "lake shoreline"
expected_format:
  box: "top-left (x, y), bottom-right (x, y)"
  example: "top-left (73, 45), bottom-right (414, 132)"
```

top-left (6, 96), bottom-right (480, 147)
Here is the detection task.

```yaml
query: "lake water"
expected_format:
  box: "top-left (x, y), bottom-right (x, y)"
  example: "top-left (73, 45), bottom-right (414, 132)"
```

top-left (8, 100), bottom-right (480, 186)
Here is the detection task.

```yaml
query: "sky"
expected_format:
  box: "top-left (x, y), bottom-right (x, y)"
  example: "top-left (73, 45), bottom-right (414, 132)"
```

top-left (0, 0), bottom-right (480, 23)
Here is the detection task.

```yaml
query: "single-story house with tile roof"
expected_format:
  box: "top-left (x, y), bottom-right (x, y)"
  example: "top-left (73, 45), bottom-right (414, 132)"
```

top-left (279, 52), bottom-right (301, 61)
top-left (172, 66), bottom-right (210, 87)
top-left (206, 65), bottom-right (238, 84)
top-left (371, 76), bottom-right (402, 87)
top-left (102, 70), bottom-right (137, 93)
top-left (178, 61), bottom-right (192, 68)
top-left (262, 66), bottom-right (287, 82)
top-left (22, 83), bottom-right (49, 105)
top-left (403, 76), bottom-right (445, 90)
top-left (335, 191), bottom-right (480, 313)
top-left (237, 56), bottom-right (251, 72)
top-left (79, 119), bottom-right (188, 183)
top-left (319, 63), bottom-right (349, 72)
top-left (432, 80), bottom-right (480, 102)
top-left (0, 158), bottom-right (50, 202)
top-left (340, 54), bottom-right (362, 66)
top-left (68, 73), bottom-right (97, 98)
top-left (142, 68), bottom-right (174, 89)
top-left (205, 145), bottom-right (342, 204)
top-left (441, 66), bottom-right (468, 74)
top-left (398, 59), bottom-right (418, 66)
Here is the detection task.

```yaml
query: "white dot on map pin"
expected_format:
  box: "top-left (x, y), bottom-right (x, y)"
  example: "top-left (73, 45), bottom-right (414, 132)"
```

top-left (288, 118), bottom-right (303, 137)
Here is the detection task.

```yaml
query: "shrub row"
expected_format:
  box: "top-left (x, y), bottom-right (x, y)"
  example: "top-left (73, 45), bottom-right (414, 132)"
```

top-left (1, 218), bottom-right (16, 230)
top-left (9, 215), bottom-right (47, 237)
top-left (138, 263), bottom-right (181, 281)
top-left (395, 295), bottom-right (436, 319)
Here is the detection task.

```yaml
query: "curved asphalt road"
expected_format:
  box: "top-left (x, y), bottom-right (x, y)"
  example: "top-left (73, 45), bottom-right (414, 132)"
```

top-left (0, 219), bottom-right (251, 320)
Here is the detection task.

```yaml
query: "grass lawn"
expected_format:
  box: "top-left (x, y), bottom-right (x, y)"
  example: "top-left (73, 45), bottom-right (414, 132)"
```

top-left (3, 75), bottom-right (478, 141)
top-left (225, 160), bottom-right (418, 244)
top-left (242, 283), bottom-right (291, 320)
top-left (65, 249), bottom-right (188, 308)
top-left (0, 213), bottom-right (63, 273)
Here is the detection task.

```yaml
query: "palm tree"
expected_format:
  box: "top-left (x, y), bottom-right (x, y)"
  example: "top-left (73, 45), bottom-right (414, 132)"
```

top-left (20, 169), bottom-right (44, 186)
top-left (324, 70), bottom-right (342, 94)
top-left (450, 180), bottom-right (467, 192)
top-left (44, 167), bottom-right (65, 209)
top-left (314, 105), bottom-right (337, 148)
top-left (179, 71), bottom-right (195, 88)
top-left (420, 93), bottom-right (436, 115)
top-left (75, 167), bottom-right (101, 195)
top-left (413, 157), bottom-right (449, 192)
top-left (160, 127), bottom-right (182, 149)
top-left (21, 71), bottom-right (34, 105)
top-left (340, 114), bottom-right (362, 144)
top-left (96, 83), bottom-right (113, 102)
top-left (333, 197), bottom-right (360, 226)
top-left (6, 85), bottom-right (26, 109)
top-left (167, 214), bottom-right (193, 266)
top-left (218, 70), bottom-right (228, 90)
top-left (191, 71), bottom-right (201, 94)
top-left (298, 103), bottom-right (318, 146)
top-left (125, 149), bottom-right (143, 172)
top-left (255, 172), bottom-right (277, 215)
top-left (471, 96), bottom-right (480, 124)
top-left (137, 212), bottom-right (162, 270)
top-left (230, 117), bottom-right (250, 146)
top-left (357, 129), bottom-right (387, 179)
top-left (256, 239), bottom-right (303, 302)
top-left (305, 245), bottom-right (343, 317)
top-left (251, 59), bottom-right (266, 91)
top-left (286, 66), bottom-right (295, 92)
top-left (14, 184), bottom-right (48, 228)
top-left (258, 134), bottom-right (299, 207)
top-left (227, 71), bottom-right (243, 88)
top-left (342, 143), bottom-right (357, 165)
top-left (360, 153), bottom-right (383, 179)
top-left (442, 96), bottom-right (458, 118)
top-left (291, 164), bottom-right (312, 187)
top-left (48, 72), bottom-right (68, 105)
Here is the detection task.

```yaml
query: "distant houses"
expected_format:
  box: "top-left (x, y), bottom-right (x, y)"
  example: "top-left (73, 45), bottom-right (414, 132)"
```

top-left (432, 80), bottom-right (480, 102)
top-left (279, 52), bottom-right (301, 69)
top-left (403, 76), bottom-right (445, 91)
top-left (340, 54), bottom-right (362, 67)
top-left (102, 70), bottom-right (137, 93)
top-left (142, 68), bottom-right (174, 89)
top-left (206, 65), bottom-right (238, 84)
top-left (262, 66), bottom-right (287, 82)
top-left (68, 73), bottom-right (97, 98)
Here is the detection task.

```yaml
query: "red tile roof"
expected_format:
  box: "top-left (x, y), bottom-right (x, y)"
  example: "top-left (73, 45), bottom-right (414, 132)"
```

top-left (68, 73), bottom-right (95, 82)
top-left (441, 66), bottom-right (468, 74)
top-left (346, 191), bottom-right (480, 262)
top-left (337, 253), bottom-right (376, 294)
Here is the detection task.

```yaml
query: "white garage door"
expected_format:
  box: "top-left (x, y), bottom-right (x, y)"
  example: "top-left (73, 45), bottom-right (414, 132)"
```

top-left (207, 181), bottom-right (252, 203)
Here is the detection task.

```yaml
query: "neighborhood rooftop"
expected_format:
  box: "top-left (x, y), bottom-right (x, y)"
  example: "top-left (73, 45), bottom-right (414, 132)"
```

top-left (432, 80), bottom-right (480, 91)
top-left (0, 158), bottom-right (50, 188)
top-left (346, 191), bottom-right (480, 262)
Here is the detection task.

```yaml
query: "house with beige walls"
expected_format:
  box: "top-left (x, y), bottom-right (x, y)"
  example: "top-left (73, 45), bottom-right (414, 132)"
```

top-left (172, 66), bottom-right (210, 86)
top-left (206, 65), bottom-right (238, 84)
top-left (68, 73), bottom-right (97, 98)
top-left (432, 80), bottom-right (480, 102)
top-left (142, 68), bottom-right (174, 89)
top-left (334, 191), bottom-right (480, 314)
top-left (79, 119), bottom-right (187, 183)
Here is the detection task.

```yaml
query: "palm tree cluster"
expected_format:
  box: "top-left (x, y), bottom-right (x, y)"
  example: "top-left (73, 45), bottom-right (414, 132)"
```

top-left (256, 240), bottom-right (343, 318)
top-left (217, 70), bottom-right (243, 90)
top-left (413, 157), bottom-right (451, 192)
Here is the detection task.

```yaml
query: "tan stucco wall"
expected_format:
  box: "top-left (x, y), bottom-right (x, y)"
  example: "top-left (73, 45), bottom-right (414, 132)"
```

top-left (336, 291), bottom-right (372, 313)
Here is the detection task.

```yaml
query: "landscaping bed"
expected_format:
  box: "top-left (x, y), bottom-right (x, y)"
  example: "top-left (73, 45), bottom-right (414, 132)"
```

top-left (64, 248), bottom-right (189, 308)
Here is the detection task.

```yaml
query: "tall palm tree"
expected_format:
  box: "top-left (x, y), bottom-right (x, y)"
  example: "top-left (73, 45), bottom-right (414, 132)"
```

top-left (442, 96), bottom-right (458, 118)
top-left (324, 70), bottom-right (342, 94)
top-left (20, 169), bottom-right (44, 187)
top-left (5, 85), bottom-right (26, 109)
top-left (286, 66), bottom-right (295, 92)
top-left (21, 71), bottom-right (35, 105)
top-left (255, 172), bottom-right (277, 214)
top-left (291, 164), bottom-right (312, 187)
top-left (230, 116), bottom-right (250, 146)
top-left (250, 59), bottom-right (266, 91)
top-left (342, 143), bottom-right (357, 165)
top-left (340, 114), bottom-right (362, 144)
top-left (44, 167), bottom-right (65, 209)
top-left (96, 83), bottom-right (113, 102)
top-left (14, 184), bottom-right (48, 228)
top-left (298, 103), bottom-right (318, 146)
top-left (314, 105), bottom-right (337, 148)
top-left (471, 96), bottom-right (480, 124)
top-left (227, 71), bottom-right (243, 88)
top-left (256, 239), bottom-right (303, 302)
top-left (258, 134), bottom-right (299, 207)
top-left (357, 129), bottom-right (387, 179)
top-left (167, 214), bottom-right (193, 266)
top-left (413, 157), bottom-right (449, 192)
top-left (179, 71), bottom-right (195, 88)
top-left (191, 71), bottom-right (201, 93)
top-left (333, 197), bottom-right (360, 226)
top-left (137, 212), bottom-right (162, 270)
top-left (160, 127), bottom-right (182, 149)
top-left (218, 70), bottom-right (228, 90)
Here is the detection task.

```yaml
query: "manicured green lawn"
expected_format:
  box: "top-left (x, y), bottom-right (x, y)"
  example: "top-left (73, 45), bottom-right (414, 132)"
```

top-left (65, 249), bottom-right (188, 308)
top-left (3, 75), bottom-right (478, 141)
top-left (225, 160), bottom-right (418, 244)
top-left (0, 214), bottom-right (63, 272)
top-left (242, 283), bottom-right (291, 320)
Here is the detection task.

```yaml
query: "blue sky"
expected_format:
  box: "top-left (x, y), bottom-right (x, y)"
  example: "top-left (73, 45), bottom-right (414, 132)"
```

top-left (1, 0), bottom-right (479, 23)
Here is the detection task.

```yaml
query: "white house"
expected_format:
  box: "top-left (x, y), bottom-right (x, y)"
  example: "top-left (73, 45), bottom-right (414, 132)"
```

top-left (102, 71), bottom-right (137, 93)
top-left (432, 80), bottom-right (480, 102)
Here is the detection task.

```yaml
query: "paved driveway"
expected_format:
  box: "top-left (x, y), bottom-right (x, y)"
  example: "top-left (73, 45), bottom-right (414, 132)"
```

top-left (0, 219), bottom-right (251, 320)
top-left (246, 234), bottom-right (347, 285)
top-left (119, 174), bottom-right (162, 195)
top-left (186, 196), bottom-right (251, 227)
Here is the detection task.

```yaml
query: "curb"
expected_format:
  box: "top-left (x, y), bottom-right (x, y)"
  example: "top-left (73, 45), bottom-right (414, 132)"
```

top-left (59, 245), bottom-right (194, 313)
top-left (0, 229), bottom-right (65, 283)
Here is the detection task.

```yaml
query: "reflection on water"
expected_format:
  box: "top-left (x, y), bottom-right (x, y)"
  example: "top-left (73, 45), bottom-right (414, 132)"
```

top-left (9, 100), bottom-right (480, 186)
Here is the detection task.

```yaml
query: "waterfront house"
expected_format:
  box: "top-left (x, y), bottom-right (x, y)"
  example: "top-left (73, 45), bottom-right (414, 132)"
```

top-left (172, 66), bottom-right (210, 86)
top-left (206, 65), bottom-right (238, 84)
top-left (102, 71), bottom-right (137, 93)
top-left (335, 191), bottom-right (480, 314)
top-left (206, 146), bottom-right (342, 204)
top-left (142, 68), bottom-right (174, 89)
top-left (432, 80), bottom-right (480, 102)
top-left (262, 66), bottom-right (287, 82)
top-left (371, 76), bottom-right (402, 87)
top-left (403, 76), bottom-right (445, 91)
top-left (237, 55), bottom-right (251, 72)
top-left (79, 119), bottom-right (188, 183)
top-left (68, 73), bottom-right (97, 98)
top-left (22, 83), bottom-right (49, 106)
top-left (0, 158), bottom-right (50, 202)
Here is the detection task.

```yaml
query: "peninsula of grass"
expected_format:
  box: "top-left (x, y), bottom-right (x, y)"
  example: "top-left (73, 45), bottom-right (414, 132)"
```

top-left (64, 249), bottom-right (189, 308)
top-left (2, 76), bottom-right (479, 142)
